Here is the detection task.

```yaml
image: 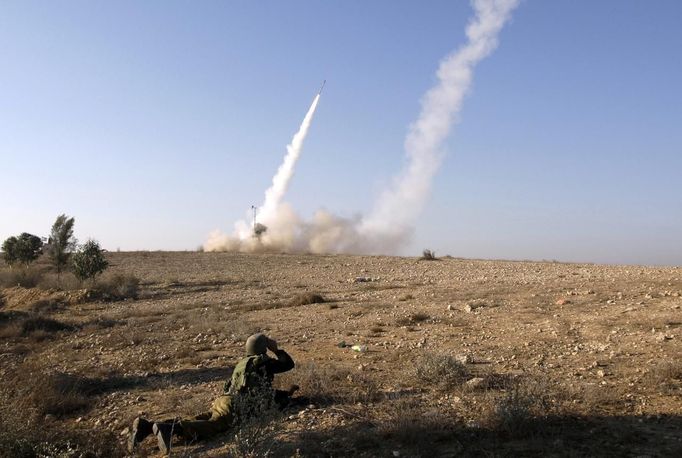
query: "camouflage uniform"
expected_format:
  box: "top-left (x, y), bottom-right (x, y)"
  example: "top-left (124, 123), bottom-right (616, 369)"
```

top-left (173, 349), bottom-right (295, 440)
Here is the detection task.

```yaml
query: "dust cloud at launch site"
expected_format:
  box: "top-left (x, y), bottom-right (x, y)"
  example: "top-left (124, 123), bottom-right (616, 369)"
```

top-left (204, 0), bottom-right (519, 255)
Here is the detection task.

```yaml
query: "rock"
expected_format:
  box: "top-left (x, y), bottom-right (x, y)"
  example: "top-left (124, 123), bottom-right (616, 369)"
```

top-left (555, 298), bottom-right (571, 305)
top-left (465, 377), bottom-right (486, 389)
top-left (464, 303), bottom-right (483, 313)
top-left (454, 354), bottom-right (472, 364)
top-left (120, 427), bottom-right (130, 437)
top-left (447, 304), bottom-right (455, 311)
top-left (136, 395), bottom-right (146, 402)
top-left (656, 333), bottom-right (673, 342)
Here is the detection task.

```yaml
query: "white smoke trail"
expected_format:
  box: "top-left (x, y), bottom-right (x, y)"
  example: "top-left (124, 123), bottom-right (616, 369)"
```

top-left (358, 0), bottom-right (519, 249)
top-left (205, 0), bottom-right (518, 254)
top-left (258, 94), bottom-right (321, 228)
top-left (205, 92), bottom-right (322, 250)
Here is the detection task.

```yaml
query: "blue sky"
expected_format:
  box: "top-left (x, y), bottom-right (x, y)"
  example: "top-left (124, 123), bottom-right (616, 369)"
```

top-left (1, 0), bottom-right (681, 265)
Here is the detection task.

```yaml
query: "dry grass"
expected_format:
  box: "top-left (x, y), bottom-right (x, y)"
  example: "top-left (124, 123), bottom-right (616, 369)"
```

top-left (414, 352), bottom-right (468, 388)
top-left (647, 362), bottom-right (682, 394)
top-left (0, 312), bottom-right (74, 341)
top-left (395, 312), bottom-right (430, 326)
top-left (289, 292), bottom-right (326, 307)
top-left (92, 273), bottom-right (140, 300)
top-left (0, 266), bottom-right (47, 288)
top-left (280, 362), bottom-right (381, 405)
top-left (0, 368), bottom-right (123, 457)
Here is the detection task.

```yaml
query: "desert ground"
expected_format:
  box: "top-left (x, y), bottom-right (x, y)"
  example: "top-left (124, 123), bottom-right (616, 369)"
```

top-left (1, 251), bottom-right (681, 457)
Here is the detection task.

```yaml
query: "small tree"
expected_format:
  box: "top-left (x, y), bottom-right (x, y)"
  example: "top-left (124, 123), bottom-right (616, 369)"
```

top-left (47, 214), bottom-right (77, 275)
top-left (2, 233), bottom-right (43, 267)
top-left (15, 233), bottom-right (43, 266)
top-left (2, 236), bottom-right (19, 267)
top-left (71, 240), bottom-right (109, 283)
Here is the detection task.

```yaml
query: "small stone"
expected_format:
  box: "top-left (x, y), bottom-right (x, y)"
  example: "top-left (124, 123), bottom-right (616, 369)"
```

top-left (136, 395), bottom-right (146, 402)
top-left (555, 298), bottom-right (571, 305)
top-left (464, 303), bottom-right (484, 313)
top-left (465, 377), bottom-right (486, 389)
top-left (75, 417), bottom-right (83, 423)
top-left (447, 304), bottom-right (455, 311)
top-left (120, 427), bottom-right (130, 437)
top-left (454, 354), bottom-right (472, 364)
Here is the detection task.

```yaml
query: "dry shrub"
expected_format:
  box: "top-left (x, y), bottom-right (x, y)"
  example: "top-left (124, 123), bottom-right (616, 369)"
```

top-left (36, 272), bottom-right (81, 291)
top-left (289, 293), bottom-right (325, 307)
top-left (0, 420), bottom-right (123, 458)
top-left (0, 377), bottom-right (122, 457)
top-left (414, 352), bottom-right (468, 388)
top-left (0, 312), bottom-right (74, 341)
top-left (378, 399), bottom-right (456, 456)
top-left (228, 388), bottom-right (282, 457)
top-left (280, 362), bottom-right (381, 405)
top-left (93, 273), bottom-right (140, 300)
top-left (0, 266), bottom-right (46, 288)
top-left (647, 362), bottom-right (682, 394)
top-left (420, 249), bottom-right (438, 261)
top-left (579, 384), bottom-right (628, 412)
top-left (82, 316), bottom-right (124, 330)
top-left (484, 378), bottom-right (553, 438)
top-left (20, 316), bottom-right (73, 336)
top-left (29, 298), bottom-right (65, 313)
top-left (31, 373), bottom-right (94, 416)
top-left (395, 312), bottom-right (430, 326)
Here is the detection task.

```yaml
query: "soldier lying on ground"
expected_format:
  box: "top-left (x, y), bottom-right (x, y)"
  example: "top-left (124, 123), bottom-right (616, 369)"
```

top-left (128, 333), bottom-right (298, 454)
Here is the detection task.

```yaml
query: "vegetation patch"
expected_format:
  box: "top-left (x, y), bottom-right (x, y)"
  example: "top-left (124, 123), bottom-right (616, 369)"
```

top-left (414, 352), bottom-right (468, 388)
top-left (395, 312), bottom-right (431, 326)
top-left (91, 273), bottom-right (140, 300)
top-left (289, 292), bottom-right (326, 307)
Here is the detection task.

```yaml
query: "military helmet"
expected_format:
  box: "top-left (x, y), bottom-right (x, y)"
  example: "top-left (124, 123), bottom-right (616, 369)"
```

top-left (245, 333), bottom-right (269, 356)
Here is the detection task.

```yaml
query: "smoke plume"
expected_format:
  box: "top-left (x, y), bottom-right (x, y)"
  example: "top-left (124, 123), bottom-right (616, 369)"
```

top-left (205, 0), bottom-right (519, 254)
top-left (258, 94), bottom-right (321, 229)
top-left (358, 0), bottom-right (519, 248)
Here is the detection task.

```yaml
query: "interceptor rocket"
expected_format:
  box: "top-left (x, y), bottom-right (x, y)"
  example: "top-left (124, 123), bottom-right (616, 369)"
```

top-left (318, 80), bottom-right (326, 95)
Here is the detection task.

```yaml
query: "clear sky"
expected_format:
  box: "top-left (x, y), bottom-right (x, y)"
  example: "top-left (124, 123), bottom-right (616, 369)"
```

top-left (1, 0), bottom-right (681, 265)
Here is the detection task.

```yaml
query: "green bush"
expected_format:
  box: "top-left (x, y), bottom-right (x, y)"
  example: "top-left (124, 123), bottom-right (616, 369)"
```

top-left (2, 233), bottom-right (43, 267)
top-left (71, 240), bottom-right (109, 282)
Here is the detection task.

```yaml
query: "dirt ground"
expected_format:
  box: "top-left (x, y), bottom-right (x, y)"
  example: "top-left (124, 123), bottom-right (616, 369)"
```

top-left (1, 251), bottom-right (681, 457)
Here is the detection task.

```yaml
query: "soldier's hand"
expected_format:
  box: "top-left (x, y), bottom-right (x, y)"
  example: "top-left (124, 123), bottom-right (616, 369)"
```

top-left (267, 338), bottom-right (278, 352)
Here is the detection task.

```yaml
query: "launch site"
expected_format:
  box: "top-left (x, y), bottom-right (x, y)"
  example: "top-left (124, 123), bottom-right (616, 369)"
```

top-left (1, 1), bottom-right (681, 457)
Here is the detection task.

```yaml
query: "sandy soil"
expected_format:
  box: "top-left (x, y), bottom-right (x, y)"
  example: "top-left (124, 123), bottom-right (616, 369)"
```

top-left (2, 252), bottom-right (681, 457)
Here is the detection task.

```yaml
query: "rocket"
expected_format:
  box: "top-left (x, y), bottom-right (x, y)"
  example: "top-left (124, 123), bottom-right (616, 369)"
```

top-left (318, 80), bottom-right (326, 95)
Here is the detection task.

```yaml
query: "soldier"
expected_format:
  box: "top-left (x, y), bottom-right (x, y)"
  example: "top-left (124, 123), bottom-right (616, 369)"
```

top-left (128, 333), bottom-right (297, 454)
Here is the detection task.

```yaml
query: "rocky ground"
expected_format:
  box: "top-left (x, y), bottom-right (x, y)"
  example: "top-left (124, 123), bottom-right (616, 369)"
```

top-left (1, 251), bottom-right (681, 457)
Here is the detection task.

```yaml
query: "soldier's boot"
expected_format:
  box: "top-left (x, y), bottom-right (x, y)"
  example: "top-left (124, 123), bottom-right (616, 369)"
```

top-left (128, 416), bottom-right (153, 452)
top-left (152, 422), bottom-right (176, 455)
